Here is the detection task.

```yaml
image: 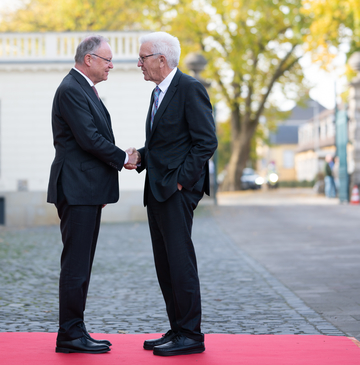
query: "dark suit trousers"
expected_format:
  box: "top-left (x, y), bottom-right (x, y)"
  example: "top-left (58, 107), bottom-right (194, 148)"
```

top-left (55, 182), bottom-right (102, 341)
top-left (147, 186), bottom-right (204, 342)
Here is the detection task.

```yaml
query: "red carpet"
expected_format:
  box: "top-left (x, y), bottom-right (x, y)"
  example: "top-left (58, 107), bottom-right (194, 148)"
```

top-left (1, 333), bottom-right (360, 365)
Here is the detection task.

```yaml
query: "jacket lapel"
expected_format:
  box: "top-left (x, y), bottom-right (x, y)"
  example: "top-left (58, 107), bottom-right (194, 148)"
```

top-left (70, 69), bottom-right (113, 138)
top-left (147, 69), bottom-right (182, 142)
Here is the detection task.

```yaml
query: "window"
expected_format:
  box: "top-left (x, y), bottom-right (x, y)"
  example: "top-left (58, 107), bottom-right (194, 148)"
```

top-left (283, 150), bottom-right (294, 169)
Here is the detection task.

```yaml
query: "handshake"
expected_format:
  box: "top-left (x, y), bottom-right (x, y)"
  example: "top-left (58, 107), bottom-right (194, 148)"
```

top-left (124, 147), bottom-right (141, 170)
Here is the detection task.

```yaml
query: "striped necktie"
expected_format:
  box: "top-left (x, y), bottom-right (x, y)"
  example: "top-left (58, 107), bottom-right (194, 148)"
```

top-left (151, 86), bottom-right (161, 129)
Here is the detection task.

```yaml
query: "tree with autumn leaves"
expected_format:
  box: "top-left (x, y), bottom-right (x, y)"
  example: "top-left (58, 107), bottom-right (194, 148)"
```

top-left (303, 0), bottom-right (360, 66)
top-left (1, 0), bottom-right (358, 191)
top-left (167, 0), bottom-right (310, 191)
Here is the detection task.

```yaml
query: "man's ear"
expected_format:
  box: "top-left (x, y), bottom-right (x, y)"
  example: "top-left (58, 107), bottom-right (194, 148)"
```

top-left (84, 54), bottom-right (92, 67)
top-left (159, 55), bottom-right (166, 68)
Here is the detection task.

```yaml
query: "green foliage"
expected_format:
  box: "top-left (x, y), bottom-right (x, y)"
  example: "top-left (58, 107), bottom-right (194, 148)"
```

top-left (216, 121), bottom-right (231, 173)
top-left (303, 0), bottom-right (360, 67)
top-left (278, 180), bottom-right (315, 188)
top-left (0, 0), bottom-right (156, 32)
top-left (169, 0), bottom-right (310, 121)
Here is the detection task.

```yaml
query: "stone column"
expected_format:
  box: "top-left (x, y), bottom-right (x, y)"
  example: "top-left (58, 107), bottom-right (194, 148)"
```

top-left (348, 52), bottom-right (360, 186)
top-left (184, 53), bottom-right (210, 87)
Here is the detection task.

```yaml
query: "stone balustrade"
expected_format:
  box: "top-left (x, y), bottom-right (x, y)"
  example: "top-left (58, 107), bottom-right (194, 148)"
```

top-left (0, 31), bottom-right (147, 62)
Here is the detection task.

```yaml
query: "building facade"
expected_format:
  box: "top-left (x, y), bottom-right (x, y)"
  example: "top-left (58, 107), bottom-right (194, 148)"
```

top-left (257, 99), bottom-right (327, 184)
top-left (296, 108), bottom-right (337, 182)
top-left (0, 32), bottom-right (153, 226)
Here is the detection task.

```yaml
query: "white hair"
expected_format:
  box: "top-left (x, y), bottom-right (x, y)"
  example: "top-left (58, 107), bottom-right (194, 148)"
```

top-left (139, 32), bottom-right (181, 69)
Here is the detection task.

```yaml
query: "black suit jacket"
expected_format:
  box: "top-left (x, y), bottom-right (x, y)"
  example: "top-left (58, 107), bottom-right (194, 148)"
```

top-left (47, 69), bottom-right (126, 205)
top-left (137, 69), bottom-right (218, 206)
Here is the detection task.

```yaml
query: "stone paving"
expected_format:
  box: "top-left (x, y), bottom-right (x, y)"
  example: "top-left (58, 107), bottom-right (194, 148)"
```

top-left (0, 206), bottom-right (344, 337)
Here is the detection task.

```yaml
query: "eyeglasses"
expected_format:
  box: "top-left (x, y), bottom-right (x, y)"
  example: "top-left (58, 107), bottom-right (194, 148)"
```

top-left (91, 54), bottom-right (112, 63)
top-left (138, 53), bottom-right (162, 65)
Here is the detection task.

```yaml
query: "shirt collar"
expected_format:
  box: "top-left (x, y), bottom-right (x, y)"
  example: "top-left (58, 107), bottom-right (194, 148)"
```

top-left (72, 67), bottom-right (94, 87)
top-left (157, 67), bottom-right (177, 93)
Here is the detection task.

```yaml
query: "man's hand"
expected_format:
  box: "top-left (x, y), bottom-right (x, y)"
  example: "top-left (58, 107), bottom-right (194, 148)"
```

top-left (124, 147), bottom-right (141, 170)
top-left (177, 183), bottom-right (183, 191)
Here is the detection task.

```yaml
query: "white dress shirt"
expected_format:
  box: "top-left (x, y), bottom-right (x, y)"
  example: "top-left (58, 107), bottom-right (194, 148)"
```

top-left (154, 67), bottom-right (178, 110)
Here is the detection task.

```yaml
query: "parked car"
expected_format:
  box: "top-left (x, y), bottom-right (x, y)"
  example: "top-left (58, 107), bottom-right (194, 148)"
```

top-left (241, 168), bottom-right (264, 190)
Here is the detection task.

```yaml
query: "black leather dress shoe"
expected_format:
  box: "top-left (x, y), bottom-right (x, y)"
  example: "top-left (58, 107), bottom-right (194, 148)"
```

top-left (79, 322), bottom-right (112, 346)
top-left (153, 333), bottom-right (205, 356)
top-left (56, 336), bottom-right (110, 354)
top-left (143, 330), bottom-right (176, 350)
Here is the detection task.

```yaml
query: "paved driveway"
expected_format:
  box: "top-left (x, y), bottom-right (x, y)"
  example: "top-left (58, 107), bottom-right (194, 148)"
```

top-left (213, 188), bottom-right (360, 339)
top-left (0, 188), bottom-right (358, 340)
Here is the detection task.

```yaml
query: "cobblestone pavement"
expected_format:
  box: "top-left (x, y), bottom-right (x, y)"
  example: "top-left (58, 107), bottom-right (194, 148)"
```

top-left (0, 205), bottom-right (344, 337)
top-left (212, 202), bottom-right (360, 340)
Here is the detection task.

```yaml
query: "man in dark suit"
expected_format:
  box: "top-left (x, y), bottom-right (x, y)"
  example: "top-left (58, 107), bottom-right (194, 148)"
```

top-left (47, 35), bottom-right (137, 354)
top-left (126, 32), bottom-right (217, 356)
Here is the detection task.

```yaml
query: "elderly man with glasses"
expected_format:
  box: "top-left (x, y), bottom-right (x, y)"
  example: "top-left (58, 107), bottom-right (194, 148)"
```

top-left (126, 31), bottom-right (217, 356)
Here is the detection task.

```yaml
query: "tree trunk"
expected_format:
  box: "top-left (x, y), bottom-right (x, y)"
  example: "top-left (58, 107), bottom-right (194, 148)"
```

top-left (221, 120), bottom-right (258, 191)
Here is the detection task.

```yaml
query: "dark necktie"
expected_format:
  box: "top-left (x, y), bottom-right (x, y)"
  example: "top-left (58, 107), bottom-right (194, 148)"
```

top-left (151, 86), bottom-right (161, 130)
top-left (92, 85), bottom-right (100, 100)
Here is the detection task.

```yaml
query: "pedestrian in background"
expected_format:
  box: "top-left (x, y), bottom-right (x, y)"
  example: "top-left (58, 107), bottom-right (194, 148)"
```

top-left (333, 156), bottom-right (340, 192)
top-left (324, 154), bottom-right (336, 198)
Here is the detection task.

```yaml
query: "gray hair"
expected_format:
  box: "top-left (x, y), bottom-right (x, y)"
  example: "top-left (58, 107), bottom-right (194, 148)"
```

top-left (75, 35), bottom-right (108, 64)
top-left (139, 32), bottom-right (181, 69)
